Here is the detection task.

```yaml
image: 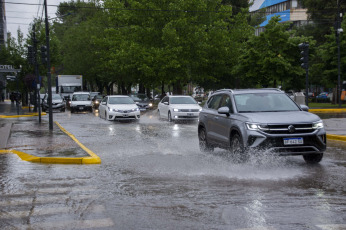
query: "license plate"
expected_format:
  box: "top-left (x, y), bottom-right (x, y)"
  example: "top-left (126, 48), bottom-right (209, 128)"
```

top-left (123, 114), bottom-right (128, 117)
top-left (187, 113), bottom-right (194, 116)
top-left (79, 107), bottom-right (83, 110)
top-left (283, 137), bottom-right (303, 145)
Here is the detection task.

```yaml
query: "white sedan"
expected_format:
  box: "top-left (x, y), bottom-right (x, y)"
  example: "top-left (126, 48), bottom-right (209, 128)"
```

top-left (158, 95), bottom-right (202, 122)
top-left (99, 95), bottom-right (140, 121)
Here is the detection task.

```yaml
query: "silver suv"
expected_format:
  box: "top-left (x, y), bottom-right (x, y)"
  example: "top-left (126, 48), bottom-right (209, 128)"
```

top-left (198, 89), bottom-right (326, 164)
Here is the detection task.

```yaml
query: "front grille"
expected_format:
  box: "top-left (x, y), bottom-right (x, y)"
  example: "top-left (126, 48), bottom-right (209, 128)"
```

top-left (180, 109), bottom-right (199, 112)
top-left (177, 116), bottom-right (198, 119)
top-left (260, 123), bottom-right (314, 134)
top-left (256, 135), bottom-right (326, 153)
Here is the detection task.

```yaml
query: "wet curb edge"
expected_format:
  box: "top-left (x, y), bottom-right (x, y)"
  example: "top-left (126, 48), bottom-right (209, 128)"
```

top-left (0, 121), bottom-right (101, 164)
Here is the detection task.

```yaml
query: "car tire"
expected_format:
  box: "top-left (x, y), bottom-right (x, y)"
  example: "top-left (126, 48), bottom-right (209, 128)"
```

top-left (303, 153), bottom-right (323, 164)
top-left (71, 108), bottom-right (74, 113)
top-left (230, 133), bottom-right (247, 161)
top-left (199, 127), bottom-right (214, 152)
top-left (168, 111), bottom-right (173, 122)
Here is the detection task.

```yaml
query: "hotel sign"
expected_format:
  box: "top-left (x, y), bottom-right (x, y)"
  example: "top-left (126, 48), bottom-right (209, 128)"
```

top-left (0, 65), bottom-right (20, 73)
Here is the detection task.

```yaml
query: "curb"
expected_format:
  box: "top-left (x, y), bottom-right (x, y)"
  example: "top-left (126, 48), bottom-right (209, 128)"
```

top-left (309, 108), bottom-right (346, 113)
top-left (0, 121), bottom-right (101, 164)
top-left (327, 134), bottom-right (346, 142)
top-left (0, 112), bottom-right (47, 118)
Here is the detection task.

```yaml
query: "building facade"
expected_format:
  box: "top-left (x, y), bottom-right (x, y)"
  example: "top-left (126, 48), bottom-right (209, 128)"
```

top-left (250, 0), bottom-right (308, 35)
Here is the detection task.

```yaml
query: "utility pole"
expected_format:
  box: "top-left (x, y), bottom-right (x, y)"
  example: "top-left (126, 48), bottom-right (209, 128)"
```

top-left (32, 25), bottom-right (41, 123)
top-left (44, 0), bottom-right (53, 130)
top-left (337, 0), bottom-right (343, 108)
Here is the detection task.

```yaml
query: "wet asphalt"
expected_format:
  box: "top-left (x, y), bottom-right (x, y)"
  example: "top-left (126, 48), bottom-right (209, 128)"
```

top-left (0, 101), bottom-right (346, 229)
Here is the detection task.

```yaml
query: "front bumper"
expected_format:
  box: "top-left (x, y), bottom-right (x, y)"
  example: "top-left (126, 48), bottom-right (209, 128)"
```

top-left (42, 103), bottom-right (65, 111)
top-left (245, 129), bottom-right (327, 155)
top-left (71, 105), bottom-right (92, 111)
top-left (171, 111), bottom-right (200, 120)
top-left (108, 111), bottom-right (140, 120)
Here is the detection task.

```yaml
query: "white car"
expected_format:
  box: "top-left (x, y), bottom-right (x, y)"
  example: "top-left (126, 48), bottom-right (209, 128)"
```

top-left (158, 95), bottom-right (202, 122)
top-left (99, 95), bottom-right (140, 121)
top-left (70, 92), bottom-right (92, 113)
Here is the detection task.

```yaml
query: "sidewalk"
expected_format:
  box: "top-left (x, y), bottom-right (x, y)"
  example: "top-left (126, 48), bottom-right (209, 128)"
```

top-left (0, 100), bottom-right (101, 164)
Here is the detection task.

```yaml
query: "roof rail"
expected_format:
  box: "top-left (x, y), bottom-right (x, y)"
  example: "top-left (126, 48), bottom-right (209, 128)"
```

top-left (212, 89), bottom-right (234, 93)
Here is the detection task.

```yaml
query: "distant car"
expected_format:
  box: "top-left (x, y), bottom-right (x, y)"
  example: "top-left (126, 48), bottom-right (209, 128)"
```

top-left (41, 93), bottom-right (65, 112)
top-left (92, 95), bottom-right (104, 109)
top-left (98, 95), bottom-right (140, 121)
top-left (69, 92), bottom-right (92, 113)
top-left (158, 95), bottom-right (202, 122)
top-left (198, 88), bottom-right (326, 164)
top-left (129, 94), bottom-right (153, 111)
top-left (316, 92), bottom-right (330, 102)
top-left (90, 92), bottom-right (101, 99)
top-left (316, 92), bottom-right (329, 99)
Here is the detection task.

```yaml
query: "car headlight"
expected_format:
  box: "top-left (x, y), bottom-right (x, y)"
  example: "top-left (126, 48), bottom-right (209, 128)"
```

top-left (112, 108), bottom-right (119, 112)
top-left (199, 108), bottom-right (202, 112)
top-left (312, 121), bottom-right (324, 129)
top-left (246, 123), bottom-right (260, 130)
top-left (149, 103), bottom-right (153, 107)
top-left (132, 108), bottom-right (139, 111)
top-left (173, 108), bottom-right (179, 112)
top-left (246, 123), bottom-right (269, 131)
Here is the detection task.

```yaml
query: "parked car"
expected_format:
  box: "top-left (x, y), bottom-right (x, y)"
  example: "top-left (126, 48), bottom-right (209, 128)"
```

top-left (158, 95), bottom-right (202, 122)
top-left (316, 92), bottom-right (330, 102)
top-left (41, 93), bottom-right (65, 112)
top-left (316, 92), bottom-right (329, 99)
top-left (198, 88), bottom-right (326, 164)
top-left (129, 93), bottom-right (153, 111)
top-left (69, 92), bottom-right (92, 113)
top-left (92, 95), bottom-right (104, 109)
top-left (98, 95), bottom-right (140, 121)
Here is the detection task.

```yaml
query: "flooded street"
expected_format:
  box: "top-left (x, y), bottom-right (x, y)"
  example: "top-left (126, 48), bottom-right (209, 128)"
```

top-left (1, 110), bottom-right (345, 230)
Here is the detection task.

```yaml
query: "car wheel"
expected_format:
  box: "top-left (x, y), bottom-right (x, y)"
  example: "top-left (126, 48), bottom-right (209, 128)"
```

top-left (303, 153), bottom-right (323, 164)
top-left (230, 133), bottom-right (247, 161)
top-left (71, 108), bottom-right (74, 113)
top-left (168, 111), bottom-right (173, 122)
top-left (199, 127), bottom-right (214, 152)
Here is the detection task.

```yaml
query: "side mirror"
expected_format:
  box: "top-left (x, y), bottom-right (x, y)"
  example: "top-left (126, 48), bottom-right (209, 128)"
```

top-left (198, 102), bottom-right (201, 105)
top-left (300, 104), bottom-right (309, 112)
top-left (164, 102), bottom-right (169, 105)
top-left (218, 106), bottom-right (230, 116)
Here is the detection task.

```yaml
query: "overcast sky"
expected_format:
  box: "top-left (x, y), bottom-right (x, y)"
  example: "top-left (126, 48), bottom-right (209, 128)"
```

top-left (5, 0), bottom-right (64, 39)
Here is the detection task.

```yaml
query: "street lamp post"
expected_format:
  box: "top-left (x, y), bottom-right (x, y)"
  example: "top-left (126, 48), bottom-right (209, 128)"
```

top-left (44, 0), bottom-right (53, 130)
top-left (337, 0), bottom-right (343, 108)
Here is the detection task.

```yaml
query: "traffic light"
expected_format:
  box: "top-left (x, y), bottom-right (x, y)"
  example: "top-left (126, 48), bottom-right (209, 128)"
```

top-left (41, 45), bottom-right (47, 64)
top-left (27, 46), bottom-right (34, 64)
top-left (298, 42), bottom-right (309, 69)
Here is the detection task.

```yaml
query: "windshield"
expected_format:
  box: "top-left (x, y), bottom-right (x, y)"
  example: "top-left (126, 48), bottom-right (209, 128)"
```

top-left (72, 94), bottom-right (90, 101)
top-left (47, 94), bottom-right (63, 100)
top-left (130, 94), bottom-right (149, 102)
top-left (61, 86), bottom-right (82, 93)
top-left (234, 93), bottom-right (300, 113)
top-left (170, 97), bottom-right (197, 104)
top-left (109, 97), bottom-right (135, 104)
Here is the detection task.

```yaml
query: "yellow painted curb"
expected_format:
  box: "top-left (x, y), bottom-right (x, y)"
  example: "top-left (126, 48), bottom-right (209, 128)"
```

top-left (327, 134), bottom-right (346, 142)
top-left (0, 122), bottom-right (101, 164)
top-left (0, 112), bottom-right (47, 118)
top-left (309, 108), bottom-right (346, 113)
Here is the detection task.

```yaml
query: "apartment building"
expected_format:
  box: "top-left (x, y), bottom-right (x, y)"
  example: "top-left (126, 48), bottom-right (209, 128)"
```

top-left (250, 0), bottom-right (308, 35)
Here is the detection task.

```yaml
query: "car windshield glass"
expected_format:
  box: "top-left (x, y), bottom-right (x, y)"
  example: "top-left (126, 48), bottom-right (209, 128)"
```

top-left (170, 97), bottom-right (197, 104)
top-left (94, 95), bottom-right (103, 100)
top-left (48, 94), bottom-right (63, 100)
top-left (234, 93), bottom-right (300, 113)
top-left (61, 86), bottom-right (82, 93)
top-left (109, 97), bottom-right (135, 104)
top-left (72, 94), bottom-right (90, 101)
top-left (130, 94), bottom-right (149, 102)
